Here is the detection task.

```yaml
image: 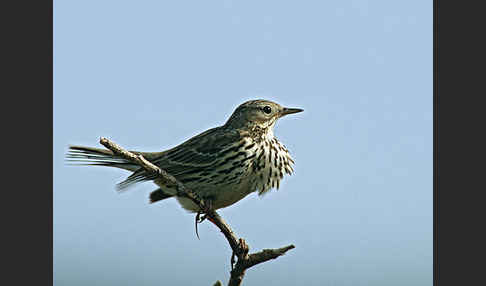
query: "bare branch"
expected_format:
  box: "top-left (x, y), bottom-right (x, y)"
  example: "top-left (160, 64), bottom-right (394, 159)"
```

top-left (246, 245), bottom-right (295, 268)
top-left (228, 245), bottom-right (295, 286)
top-left (98, 137), bottom-right (295, 286)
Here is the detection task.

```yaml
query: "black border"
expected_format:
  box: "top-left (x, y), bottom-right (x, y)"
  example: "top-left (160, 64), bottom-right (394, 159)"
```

top-left (433, 0), bottom-right (438, 285)
top-left (436, 0), bottom-right (484, 285)
top-left (3, 0), bottom-right (53, 284)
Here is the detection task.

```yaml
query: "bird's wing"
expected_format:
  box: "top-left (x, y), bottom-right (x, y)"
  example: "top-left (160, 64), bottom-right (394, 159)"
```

top-left (116, 127), bottom-right (243, 190)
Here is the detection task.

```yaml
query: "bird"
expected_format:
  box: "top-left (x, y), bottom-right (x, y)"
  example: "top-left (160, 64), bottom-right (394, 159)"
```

top-left (66, 99), bottom-right (303, 213)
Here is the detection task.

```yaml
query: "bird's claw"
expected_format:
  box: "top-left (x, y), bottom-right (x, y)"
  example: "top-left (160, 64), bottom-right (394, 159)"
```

top-left (194, 211), bottom-right (205, 240)
top-left (194, 200), bottom-right (213, 239)
top-left (196, 212), bottom-right (207, 223)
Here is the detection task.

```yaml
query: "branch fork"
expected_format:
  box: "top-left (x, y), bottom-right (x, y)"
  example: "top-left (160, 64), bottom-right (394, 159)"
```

top-left (99, 137), bottom-right (295, 286)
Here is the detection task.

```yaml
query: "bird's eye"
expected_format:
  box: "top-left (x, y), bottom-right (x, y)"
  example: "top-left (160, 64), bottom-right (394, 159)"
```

top-left (263, 106), bottom-right (272, 114)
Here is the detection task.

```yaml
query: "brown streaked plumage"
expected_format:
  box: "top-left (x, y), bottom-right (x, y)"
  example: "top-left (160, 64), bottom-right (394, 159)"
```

top-left (66, 99), bottom-right (303, 212)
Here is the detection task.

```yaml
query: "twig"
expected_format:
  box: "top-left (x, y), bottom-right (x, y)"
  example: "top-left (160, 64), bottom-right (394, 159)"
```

top-left (228, 245), bottom-right (295, 286)
top-left (99, 137), bottom-right (295, 286)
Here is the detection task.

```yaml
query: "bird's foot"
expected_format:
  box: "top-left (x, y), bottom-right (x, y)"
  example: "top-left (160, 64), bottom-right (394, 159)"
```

top-left (195, 211), bottom-right (204, 240)
top-left (194, 200), bottom-right (213, 239)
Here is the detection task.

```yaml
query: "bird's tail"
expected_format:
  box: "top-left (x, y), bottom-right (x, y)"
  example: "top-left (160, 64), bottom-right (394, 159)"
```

top-left (67, 146), bottom-right (174, 203)
top-left (66, 145), bottom-right (167, 191)
top-left (66, 145), bottom-right (140, 172)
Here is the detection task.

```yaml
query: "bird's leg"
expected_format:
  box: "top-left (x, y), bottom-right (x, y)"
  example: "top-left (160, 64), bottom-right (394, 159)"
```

top-left (194, 199), bottom-right (213, 239)
top-left (199, 199), bottom-right (214, 222)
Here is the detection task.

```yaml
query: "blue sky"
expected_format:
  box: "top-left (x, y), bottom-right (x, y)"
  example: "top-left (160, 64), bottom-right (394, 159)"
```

top-left (54, 1), bottom-right (432, 285)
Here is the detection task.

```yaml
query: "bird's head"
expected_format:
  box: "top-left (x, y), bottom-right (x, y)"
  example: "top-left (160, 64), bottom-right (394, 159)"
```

top-left (225, 99), bottom-right (303, 131)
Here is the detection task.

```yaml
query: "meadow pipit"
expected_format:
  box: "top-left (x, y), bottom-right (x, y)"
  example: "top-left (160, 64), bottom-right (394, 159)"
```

top-left (67, 99), bottom-right (303, 212)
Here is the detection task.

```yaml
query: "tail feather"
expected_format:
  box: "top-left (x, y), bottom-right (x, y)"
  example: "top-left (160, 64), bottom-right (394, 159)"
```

top-left (66, 145), bottom-right (140, 171)
top-left (67, 145), bottom-right (166, 190)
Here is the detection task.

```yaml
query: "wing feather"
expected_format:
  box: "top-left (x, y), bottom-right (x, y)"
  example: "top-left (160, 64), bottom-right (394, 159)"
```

top-left (116, 127), bottom-right (242, 190)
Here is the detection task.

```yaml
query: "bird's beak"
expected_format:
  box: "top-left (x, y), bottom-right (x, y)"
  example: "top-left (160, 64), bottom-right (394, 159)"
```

top-left (281, 107), bottom-right (304, 116)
